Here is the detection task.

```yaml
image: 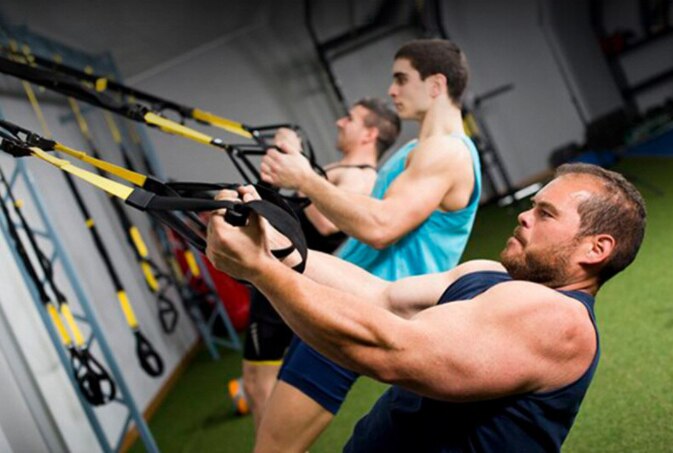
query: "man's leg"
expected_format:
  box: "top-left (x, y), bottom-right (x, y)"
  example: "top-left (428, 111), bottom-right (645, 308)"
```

top-left (255, 338), bottom-right (360, 452)
top-left (255, 381), bottom-right (334, 453)
top-left (243, 360), bottom-right (282, 429)
top-left (241, 289), bottom-right (294, 430)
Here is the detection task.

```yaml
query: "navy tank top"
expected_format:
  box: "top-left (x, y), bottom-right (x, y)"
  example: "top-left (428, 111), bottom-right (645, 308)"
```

top-left (344, 271), bottom-right (600, 452)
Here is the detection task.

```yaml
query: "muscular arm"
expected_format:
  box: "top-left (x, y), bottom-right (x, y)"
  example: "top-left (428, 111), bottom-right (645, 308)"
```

top-left (263, 136), bottom-right (473, 249)
top-left (302, 168), bottom-right (377, 236)
top-left (207, 210), bottom-right (595, 400)
top-left (252, 265), bottom-right (596, 401)
top-left (299, 253), bottom-right (502, 317)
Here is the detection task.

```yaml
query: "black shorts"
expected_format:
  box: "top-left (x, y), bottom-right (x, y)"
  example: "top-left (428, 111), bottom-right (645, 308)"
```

top-left (243, 288), bottom-right (294, 362)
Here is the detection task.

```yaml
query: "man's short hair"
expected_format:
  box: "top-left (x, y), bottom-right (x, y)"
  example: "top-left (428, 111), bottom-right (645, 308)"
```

top-left (355, 97), bottom-right (401, 158)
top-left (556, 163), bottom-right (647, 284)
top-left (394, 39), bottom-right (469, 105)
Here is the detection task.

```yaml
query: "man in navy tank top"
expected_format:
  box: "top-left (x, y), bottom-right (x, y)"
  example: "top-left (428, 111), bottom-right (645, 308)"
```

top-left (207, 162), bottom-right (646, 452)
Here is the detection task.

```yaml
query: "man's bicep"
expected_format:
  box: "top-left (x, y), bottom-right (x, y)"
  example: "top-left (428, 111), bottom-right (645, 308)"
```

top-left (380, 148), bottom-right (456, 228)
top-left (393, 286), bottom-right (564, 400)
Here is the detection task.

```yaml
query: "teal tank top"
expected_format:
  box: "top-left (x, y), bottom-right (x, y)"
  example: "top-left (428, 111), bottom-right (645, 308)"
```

top-left (337, 136), bottom-right (481, 280)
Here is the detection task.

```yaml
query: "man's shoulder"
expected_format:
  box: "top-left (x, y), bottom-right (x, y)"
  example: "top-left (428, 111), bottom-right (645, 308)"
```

top-left (455, 260), bottom-right (507, 276)
top-left (410, 134), bottom-right (473, 169)
top-left (475, 279), bottom-right (592, 327)
top-left (417, 133), bottom-right (470, 152)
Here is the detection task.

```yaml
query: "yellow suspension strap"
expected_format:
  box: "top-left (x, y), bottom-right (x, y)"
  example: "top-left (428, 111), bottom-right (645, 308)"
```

top-left (122, 118), bottom-right (202, 280)
top-left (0, 167), bottom-right (116, 405)
top-left (0, 121), bottom-right (309, 274)
top-left (102, 110), bottom-right (210, 331)
top-left (1, 66), bottom-right (165, 377)
top-left (67, 97), bottom-right (180, 334)
top-left (0, 50), bottom-right (326, 191)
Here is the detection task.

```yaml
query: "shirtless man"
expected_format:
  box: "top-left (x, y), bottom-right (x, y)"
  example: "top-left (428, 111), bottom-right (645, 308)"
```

top-left (239, 98), bottom-right (399, 429)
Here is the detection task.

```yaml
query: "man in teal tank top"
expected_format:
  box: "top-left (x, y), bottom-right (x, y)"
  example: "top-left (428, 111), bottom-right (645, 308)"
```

top-left (206, 163), bottom-right (647, 452)
top-left (257, 39), bottom-right (481, 452)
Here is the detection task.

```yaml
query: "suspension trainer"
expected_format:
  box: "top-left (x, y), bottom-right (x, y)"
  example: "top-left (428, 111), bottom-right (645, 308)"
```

top-left (0, 167), bottom-right (116, 405)
top-left (103, 110), bottom-right (201, 282)
top-left (8, 48), bottom-right (324, 161)
top-left (3, 48), bottom-right (165, 377)
top-left (101, 109), bottom-right (218, 322)
top-left (66, 96), bottom-right (180, 334)
top-left (0, 120), bottom-right (308, 272)
top-left (0, 50), bottom-right (326, 195)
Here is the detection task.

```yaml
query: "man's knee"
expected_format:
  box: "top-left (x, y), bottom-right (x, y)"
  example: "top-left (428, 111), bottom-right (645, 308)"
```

top-left (243, 362), bottom-right (280, 407)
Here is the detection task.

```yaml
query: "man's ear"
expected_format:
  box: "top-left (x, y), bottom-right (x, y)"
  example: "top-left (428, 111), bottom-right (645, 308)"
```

top-left (363, 127), bottom-right (379, 146)
top-left (581, 234), bottom-right (616, 265)
top-left (430, 73), bottom-right (448, 98)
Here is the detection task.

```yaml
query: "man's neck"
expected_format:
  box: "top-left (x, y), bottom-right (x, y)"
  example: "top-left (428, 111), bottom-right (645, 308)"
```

top-left (552, 276), bottom-right (600, 297)
top-left (418, 98), bottom-right (464, 140)
top-left (338, 145), bottom-right (378, 167)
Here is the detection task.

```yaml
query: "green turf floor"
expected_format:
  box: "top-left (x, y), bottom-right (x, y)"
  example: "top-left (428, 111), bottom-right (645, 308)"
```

top-left (130, 157), bottom-right (673, 452)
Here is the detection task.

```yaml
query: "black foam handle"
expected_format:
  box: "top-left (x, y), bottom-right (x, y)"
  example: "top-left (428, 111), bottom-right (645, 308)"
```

top-left (157, 294), bottom-right (179, 334)
top-left (70, 348), bottom-right (117, 406)
top-left (134, 330), bottom-right (164, 377)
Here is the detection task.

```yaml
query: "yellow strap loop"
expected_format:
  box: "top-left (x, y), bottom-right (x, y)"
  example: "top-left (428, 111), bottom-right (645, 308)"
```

top-left (60, 304), bottom-right (86, 347)
top-left (53, 143), bottom-right (147, 187)
top-left (47, 304), bottom-right (73, 346)
top-left (129, 226), bottom-right (148, 257)
top-left (141, 261), bottom-right (159, 292)
top-left (184, 250), bottom-right (201, 277)
top-left (117, 291), bottom-right (139, 329)
top-left (143, 112), bottom-right (215, 146)
top-left (30, 147), bottom-right (135, 200)
top-left (95, 78), bottom-right (108, 92)
top-left (192, 109), bottom-right (253, 139)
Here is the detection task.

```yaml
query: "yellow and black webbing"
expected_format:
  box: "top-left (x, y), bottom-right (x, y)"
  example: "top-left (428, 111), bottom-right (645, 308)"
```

top-left (1, 58), bottom-right (165, 377)
top-left (0, 50), bottom-right (326, 190)
top-left (67, 96), bottom-right (180, 334)
top-left (0, 167), bottom-right (116, 405)
top-left (0, 120), bottom-right (308, 274)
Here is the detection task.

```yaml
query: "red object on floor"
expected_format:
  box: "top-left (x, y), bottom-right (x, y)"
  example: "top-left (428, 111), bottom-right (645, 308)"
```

top-left (204, 259), bottom-right (250, 331)
top-left (169, 230), bottom-right (250, 331)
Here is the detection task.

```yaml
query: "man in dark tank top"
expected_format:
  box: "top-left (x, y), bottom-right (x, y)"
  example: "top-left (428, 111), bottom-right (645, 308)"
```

top-left (237, 97), bottom-right (400, 430)
top-left (208, 163), bottom-right (646, 452)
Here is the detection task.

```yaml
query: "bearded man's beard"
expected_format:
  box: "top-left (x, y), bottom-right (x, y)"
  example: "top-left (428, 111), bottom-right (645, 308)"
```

top-left (500, 240), bottom-right (576, 287)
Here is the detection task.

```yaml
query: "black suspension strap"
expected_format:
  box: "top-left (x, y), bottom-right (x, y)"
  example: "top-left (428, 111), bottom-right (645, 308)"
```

top-left (14, 50), bottom-right (320, 152)
top-left (0, 167), bottom-right (116, 405)
top-left (0, 50), bottom-right (327, 196)
top-left (2, 56), bottom-right (165, 377)
top-left (101, 111), bottom-right (213, 312)
top-left (67, 97), bottom-right (179, 334)
top-left (0, 120), bottom-right (308, 274)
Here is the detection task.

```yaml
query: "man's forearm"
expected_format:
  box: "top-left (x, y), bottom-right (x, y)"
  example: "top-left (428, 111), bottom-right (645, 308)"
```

top-left (302, 250), bottom-right (388, 299)
top-left (252, 260), bottom-right (402, 375)
top-left (299, 172), bottom-right (389, 246)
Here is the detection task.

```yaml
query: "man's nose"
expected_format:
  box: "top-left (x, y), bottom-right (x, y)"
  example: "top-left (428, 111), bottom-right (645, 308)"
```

top-left (517, 209), bottom-right (533, 228)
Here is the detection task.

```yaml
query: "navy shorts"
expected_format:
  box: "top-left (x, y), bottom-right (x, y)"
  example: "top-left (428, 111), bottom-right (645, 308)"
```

top-left (278, 337), bottom-right (359, 414)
